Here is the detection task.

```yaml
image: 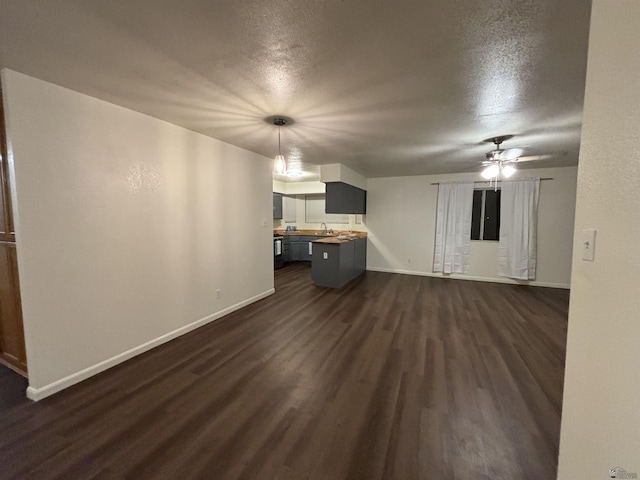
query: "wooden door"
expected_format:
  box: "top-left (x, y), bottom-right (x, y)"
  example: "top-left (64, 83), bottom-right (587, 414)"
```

top-left (0, 79), bottom-right (27, 376)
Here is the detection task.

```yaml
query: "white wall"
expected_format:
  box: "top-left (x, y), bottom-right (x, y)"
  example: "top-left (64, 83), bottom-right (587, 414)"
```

top-left (366, 166), bottom-right (577, 288)
top-left (2, 69), bottom-right (275, 400)
top-left (557, 1), bottom-right (640, 477)
top-left (272, 180), bottom-right (326, 195)
top-left (320, 163), bottom-right (367, 190)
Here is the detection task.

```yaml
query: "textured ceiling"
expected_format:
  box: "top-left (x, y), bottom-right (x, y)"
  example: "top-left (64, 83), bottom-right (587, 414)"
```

top-left (0, 0), bottom-right (591, 180)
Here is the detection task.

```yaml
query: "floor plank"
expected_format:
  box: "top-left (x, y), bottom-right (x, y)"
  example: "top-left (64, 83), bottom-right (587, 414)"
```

top-left (0, 264), bottom-right (569, 479)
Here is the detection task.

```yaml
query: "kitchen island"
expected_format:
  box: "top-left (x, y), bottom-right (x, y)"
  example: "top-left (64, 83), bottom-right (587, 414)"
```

top-left (311, 234), bottom-right (367, 288)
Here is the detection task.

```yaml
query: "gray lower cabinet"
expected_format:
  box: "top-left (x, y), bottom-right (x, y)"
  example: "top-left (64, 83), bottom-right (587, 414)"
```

top-left (289, 238), bottom-right (301, 261)
top-left (311, 237), bottom-right (367, 288)
top-left (299, 236), bottom-right (316, 262)
top-left (282, 235), bottom-right (342, 265)
top-left (284, 235), bottom-right (321, 262)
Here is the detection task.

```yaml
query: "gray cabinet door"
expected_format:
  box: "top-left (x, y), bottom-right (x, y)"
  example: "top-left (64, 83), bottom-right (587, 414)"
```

top-left (353, 188), bottom-right (367, 214)
top-left (289, 239), bottom-right (301, 261)
top-left (285, 236), bottom-right (325, 263)
top-left (282, 237), bottom-right (290, 262)
top-left (325, 182), bottom-right (367, 214)
top-left (273, 193), bottom-right (283, 219)
top-left (325, 182), bottom-right (353, 213)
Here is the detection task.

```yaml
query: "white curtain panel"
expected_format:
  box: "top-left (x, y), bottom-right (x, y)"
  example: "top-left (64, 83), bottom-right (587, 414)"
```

top-left (498, 178), bottom-right (541, 280)
top-left (433, 182), bottom-right (474, 274)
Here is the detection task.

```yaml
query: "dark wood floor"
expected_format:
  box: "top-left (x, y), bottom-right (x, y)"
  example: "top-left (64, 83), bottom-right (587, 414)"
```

top-left (0, 264), bottom-right (569, 480)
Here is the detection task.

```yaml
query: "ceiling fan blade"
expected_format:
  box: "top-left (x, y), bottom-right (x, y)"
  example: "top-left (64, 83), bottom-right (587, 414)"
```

top-left (498, 147), bottom-right (526, 160)
top-left (514, 151), bottom-right (567, 162)
top-left (513, 155), bottom-right (551, 162)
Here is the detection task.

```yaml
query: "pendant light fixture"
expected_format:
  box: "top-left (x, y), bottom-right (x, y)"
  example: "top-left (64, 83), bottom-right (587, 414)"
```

top-left (273, 117), bottom-right (287, 175)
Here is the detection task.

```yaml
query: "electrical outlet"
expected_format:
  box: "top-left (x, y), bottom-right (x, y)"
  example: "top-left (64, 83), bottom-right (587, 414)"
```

top-left (323, 252), bottom-right (328, 259)
top-left (216, 289), bottom-right (221, 299)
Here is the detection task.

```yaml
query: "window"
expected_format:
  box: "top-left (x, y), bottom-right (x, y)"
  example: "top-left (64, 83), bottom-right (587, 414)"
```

top-left (282, 195), bottom-right (297, 223)
top-left (471, 188), bottom-right (501, 241)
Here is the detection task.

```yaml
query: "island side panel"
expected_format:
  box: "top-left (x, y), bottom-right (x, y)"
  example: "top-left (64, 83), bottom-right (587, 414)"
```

top-left (312, 243), bottom-right (341, 287)
top-left (339, 240), bottom-right (356, 286)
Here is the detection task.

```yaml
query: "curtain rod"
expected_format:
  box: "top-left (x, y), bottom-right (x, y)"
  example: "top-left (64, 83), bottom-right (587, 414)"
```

top-left (430, 177), bottom-right (553, 185)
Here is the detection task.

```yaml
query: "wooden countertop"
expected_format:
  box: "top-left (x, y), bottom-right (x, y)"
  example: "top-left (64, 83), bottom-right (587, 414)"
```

top-left (274, 229), bottom-right (367, 238)
top-left (313, 235), bottom-right (364, 245)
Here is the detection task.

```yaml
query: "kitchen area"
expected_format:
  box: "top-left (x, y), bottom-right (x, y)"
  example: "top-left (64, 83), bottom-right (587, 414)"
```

top-left (273, 180), bottom-right (368, 288)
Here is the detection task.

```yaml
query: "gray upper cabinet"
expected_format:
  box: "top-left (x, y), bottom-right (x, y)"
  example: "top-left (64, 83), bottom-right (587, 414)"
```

top-left (352, 187), bottom-right (367, 214)
top-left (325, 182), bottom-right (366, 214)
top-left (273, 193), bottom-right (283, 219)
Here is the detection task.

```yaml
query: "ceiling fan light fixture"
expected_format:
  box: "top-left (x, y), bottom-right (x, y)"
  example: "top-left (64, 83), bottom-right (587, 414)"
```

top-left (481, 164), bottom-right (500, 179)
top-left (501, 164), bottom-right (517, 178)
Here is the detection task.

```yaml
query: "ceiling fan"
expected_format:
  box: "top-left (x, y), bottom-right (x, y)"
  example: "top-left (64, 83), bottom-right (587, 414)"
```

top-left (480, 135), bottom-right (563, 181)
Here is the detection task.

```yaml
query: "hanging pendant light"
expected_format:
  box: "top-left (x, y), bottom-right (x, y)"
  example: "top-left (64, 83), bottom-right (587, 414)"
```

top-left (273, 117), bottom-right (287, 175)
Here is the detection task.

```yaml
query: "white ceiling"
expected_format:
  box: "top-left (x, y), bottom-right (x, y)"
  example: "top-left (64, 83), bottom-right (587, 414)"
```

top-left (0, 0), bottom-right (591, 180)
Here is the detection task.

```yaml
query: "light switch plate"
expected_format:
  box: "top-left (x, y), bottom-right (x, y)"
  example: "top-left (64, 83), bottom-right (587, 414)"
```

top-left (581, 228), bottom-right (596, 261)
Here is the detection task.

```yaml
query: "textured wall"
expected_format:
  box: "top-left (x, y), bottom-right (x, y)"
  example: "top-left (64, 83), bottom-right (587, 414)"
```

top-left (2, 69), bottom-right (274, 398)
top-left (557, 0), bottom-right (640, 477)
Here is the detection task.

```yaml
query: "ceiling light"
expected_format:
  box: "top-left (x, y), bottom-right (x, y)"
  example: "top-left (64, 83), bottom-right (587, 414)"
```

top-left (274, 154), bottom-right (286, 175)
top-left (481, 161), bottom-right (517, 190)
top-left (272, 117), bottom-right (287, 175)
top-left (481, 164), bottom-right (500, 179)
top-left (501, 164), bottom-right (516, 178)
top-left (480, 135), bottom-right (520, 188)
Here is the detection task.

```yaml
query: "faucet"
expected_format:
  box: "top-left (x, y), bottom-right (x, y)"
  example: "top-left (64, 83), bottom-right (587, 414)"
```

top-left (320, 223), bottom-right (327, 234)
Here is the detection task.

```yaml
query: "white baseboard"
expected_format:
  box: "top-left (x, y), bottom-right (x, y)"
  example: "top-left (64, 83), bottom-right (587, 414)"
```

top-left (26, 288), bottom-right (275, 402)
top-left (366, 267), bottom-right (570, 289)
